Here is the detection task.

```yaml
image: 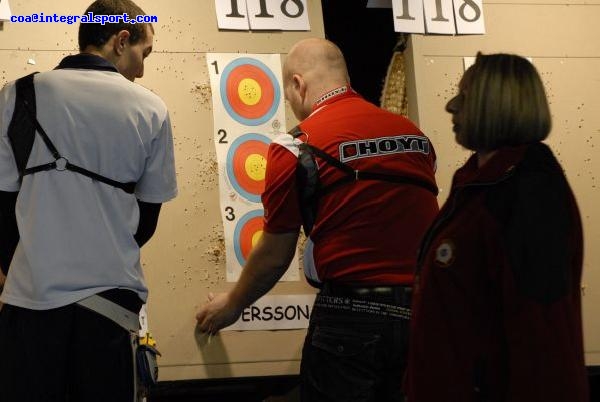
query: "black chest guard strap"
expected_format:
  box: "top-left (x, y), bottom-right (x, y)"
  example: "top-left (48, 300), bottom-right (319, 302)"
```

top-left (289, 125), bottom-right (438, 236)
top-left (7, 73), bottom-right (136, 194)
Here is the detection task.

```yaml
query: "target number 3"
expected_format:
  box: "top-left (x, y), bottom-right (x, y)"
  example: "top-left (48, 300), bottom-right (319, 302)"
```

top-left (225, 206), bottom-right (236, 221)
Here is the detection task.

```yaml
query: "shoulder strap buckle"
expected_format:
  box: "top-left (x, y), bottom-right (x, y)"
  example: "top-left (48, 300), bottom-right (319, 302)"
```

top-left (7, 73), bottom-right (137, 194)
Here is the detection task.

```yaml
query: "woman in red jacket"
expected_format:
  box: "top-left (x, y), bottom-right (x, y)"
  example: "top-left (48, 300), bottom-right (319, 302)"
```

top-left (405, 53), bottom-right (589, 402)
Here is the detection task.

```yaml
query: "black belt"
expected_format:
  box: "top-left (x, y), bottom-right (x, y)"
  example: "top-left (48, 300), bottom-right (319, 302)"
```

top-left (316, 282), bottom-right (413, 320)
top-left (314, 293), bottom-right (412, 320)
top-left (321, 282), bottom-right (412, 304)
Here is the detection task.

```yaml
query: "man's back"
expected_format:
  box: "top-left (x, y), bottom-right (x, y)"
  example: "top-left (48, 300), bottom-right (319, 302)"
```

top-left (264, 88), bottom-right (438, 285)
top-left (0, 61), bottom-right (177, 309)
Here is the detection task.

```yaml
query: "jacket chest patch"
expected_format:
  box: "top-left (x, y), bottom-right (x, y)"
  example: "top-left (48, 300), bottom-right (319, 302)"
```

top-left (434, 240), bottom-right (455, 267)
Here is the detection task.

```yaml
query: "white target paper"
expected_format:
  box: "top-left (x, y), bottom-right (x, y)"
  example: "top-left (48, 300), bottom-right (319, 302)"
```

top-left (207, 53), bottom-right (300, 282)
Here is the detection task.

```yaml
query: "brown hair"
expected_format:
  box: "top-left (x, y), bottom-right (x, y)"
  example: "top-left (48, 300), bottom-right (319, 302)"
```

top-left (78, 0), bottom-right (153, 51)
top-left (456, 53), bottom-right (551, 151)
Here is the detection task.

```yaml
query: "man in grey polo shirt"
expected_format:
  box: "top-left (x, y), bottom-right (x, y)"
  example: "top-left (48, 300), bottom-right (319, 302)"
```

top-left (0, 1), bottom-right (177, 401)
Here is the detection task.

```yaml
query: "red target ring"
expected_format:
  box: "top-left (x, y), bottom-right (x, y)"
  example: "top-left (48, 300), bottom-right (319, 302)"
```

top-left (226, 64), bottom-right (275, 119)
top-left (220, 58), bottom-right (281, 126)
top-left (227, 134), bottom-right (270, 203)
top-left (234, 210), bottom-right (264, 266)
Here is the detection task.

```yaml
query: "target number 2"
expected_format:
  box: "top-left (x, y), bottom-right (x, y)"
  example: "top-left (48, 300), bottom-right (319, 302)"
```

top-left (217, 129), bottom-right (228, 144)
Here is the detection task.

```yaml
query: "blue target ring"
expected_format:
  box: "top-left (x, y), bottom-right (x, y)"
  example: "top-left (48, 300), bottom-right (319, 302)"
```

top-left (233, 209), bottom-right (264, 266)
top-left (220, 57), bottom-right (281, 126)
top-left (226, 133), bottom-right (271, 203)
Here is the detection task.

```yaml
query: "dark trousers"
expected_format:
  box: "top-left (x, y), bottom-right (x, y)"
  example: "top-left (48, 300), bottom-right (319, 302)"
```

top-left (300, 285), bottom-right (411, 402)
top-left (0, 303), bottom-right (134, 402)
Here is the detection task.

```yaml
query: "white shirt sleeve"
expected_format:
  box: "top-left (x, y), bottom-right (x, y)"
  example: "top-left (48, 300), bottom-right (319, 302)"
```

top-left (134, 111), bottom-right (178, 203)
top-left (0, 82), bottom-right (21, 192)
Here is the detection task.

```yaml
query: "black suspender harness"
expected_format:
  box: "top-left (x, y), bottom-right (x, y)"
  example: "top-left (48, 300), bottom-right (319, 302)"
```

top-left (7, 73), bottom-right (136, 194)
top-left (290, 125), bottom-right (439, 236)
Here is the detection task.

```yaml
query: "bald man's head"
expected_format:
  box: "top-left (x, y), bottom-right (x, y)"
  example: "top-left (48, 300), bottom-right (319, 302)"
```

top-left (283, 38), bottom-right (350, 120)
top-left (283, 38), bottom-right (349, 84)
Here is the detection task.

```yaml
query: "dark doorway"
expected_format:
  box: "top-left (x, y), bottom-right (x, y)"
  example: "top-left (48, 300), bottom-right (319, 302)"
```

top-left (321, 1), bottom-right (399, 105)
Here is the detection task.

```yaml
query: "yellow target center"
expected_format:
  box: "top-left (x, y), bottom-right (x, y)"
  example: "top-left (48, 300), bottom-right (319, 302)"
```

top-left (245, 154), bottom-right (267, 181)
top-left (238, 78), bottom-right (262, 106)
top-left (251, 230), bottom-right (263, 248)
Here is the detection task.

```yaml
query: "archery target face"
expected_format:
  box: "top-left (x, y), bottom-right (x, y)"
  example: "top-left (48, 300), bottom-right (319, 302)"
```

top-left (234, 210), bottom-right (264, 266)
top-left (220, 57), bottom-right (281, 126)
top-left (226, 133), bottom-right (270, 203)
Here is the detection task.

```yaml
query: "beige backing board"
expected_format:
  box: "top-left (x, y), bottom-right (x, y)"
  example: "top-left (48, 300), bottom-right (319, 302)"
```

top-left (405, 1), bottom-right (600, 365)
top-left (0, 0), bottom-right (323, 381)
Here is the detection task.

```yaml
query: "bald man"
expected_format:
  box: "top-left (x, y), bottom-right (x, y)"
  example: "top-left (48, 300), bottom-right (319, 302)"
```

top-left (196, 38), bottom-right (438, 401)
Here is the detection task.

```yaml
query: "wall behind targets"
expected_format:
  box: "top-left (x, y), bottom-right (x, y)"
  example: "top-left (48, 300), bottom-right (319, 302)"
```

top-left (0, 0), bottom-right (323, 380)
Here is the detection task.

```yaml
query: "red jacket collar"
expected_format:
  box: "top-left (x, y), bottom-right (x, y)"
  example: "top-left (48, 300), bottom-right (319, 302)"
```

top-left (312, 85), bottom-right (359, 111)
top-left (454, 144), bottom-right (530, 187)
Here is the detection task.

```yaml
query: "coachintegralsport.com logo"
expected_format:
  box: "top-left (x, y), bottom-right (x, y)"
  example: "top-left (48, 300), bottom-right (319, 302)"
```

top-left (10, 12), bottom-right (158, 26)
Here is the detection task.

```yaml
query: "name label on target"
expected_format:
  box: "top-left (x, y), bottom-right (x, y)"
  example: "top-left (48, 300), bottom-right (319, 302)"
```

top-left (224, 294), bottom-right (316, 331)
